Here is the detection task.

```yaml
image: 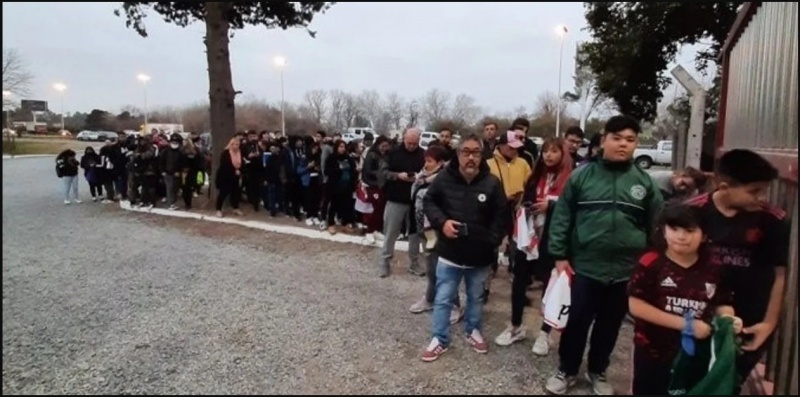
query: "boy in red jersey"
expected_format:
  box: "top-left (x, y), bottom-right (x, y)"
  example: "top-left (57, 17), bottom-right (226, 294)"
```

top-left (628, 204), bottom-right (742, 395)
top-left (686, 149), bottom-right (789, 394)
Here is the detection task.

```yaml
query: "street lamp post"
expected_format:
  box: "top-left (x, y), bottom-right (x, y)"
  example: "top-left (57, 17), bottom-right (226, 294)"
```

top-left (555, 24), bottom-right (568, 137)
top-left (137, 73), bottom-right (151, 128)
top-left (2, 90), bottom-right (11, 130)
top-left (53, 83), bottom-right (67, 132)
top-left (273, 56), bottom-right (287, 135)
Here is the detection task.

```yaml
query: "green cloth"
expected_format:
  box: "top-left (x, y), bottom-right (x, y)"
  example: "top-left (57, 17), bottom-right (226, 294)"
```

top-left (668, 316), bottom-right (740, 395)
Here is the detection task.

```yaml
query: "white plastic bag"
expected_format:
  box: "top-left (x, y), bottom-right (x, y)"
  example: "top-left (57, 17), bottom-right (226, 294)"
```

top-left (354, 197), bottom-right (374, 214)
top-left (542, 269), bottom-right (572, 331)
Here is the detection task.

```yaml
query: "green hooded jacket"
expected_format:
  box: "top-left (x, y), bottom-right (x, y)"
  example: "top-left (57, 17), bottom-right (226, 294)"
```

top-left (548, 157), bottom-right (664, 284)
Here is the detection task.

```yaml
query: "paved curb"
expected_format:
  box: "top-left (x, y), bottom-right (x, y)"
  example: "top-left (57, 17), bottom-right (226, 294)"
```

top-left (119, 201), bottom-right (410, 252)
top-left (3, 154), bottom-right (55, 159)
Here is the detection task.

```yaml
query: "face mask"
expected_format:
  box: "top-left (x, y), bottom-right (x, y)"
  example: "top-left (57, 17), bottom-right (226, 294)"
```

top-left (170, 143), bottom-right (180, 149)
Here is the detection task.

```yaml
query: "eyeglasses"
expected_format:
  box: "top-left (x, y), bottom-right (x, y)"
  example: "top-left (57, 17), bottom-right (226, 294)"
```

top-left (459, 149), bottom-right (482, 158)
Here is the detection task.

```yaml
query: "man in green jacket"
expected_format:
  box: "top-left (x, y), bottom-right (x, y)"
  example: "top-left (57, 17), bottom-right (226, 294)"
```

top-left (544, 115), bottom-right (664, 395)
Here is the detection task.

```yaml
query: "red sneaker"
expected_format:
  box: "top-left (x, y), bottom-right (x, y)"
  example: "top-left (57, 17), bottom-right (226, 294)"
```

top-left (421, 338), bottom-right (448, 362)
top-left (466, 330), bottom-right (488, 354)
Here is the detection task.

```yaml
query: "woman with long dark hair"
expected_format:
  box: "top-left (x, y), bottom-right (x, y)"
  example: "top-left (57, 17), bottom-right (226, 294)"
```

top-left (494, 137), bottom-right (573, 356)
top-left (324, 139), bottom-right (357, 234)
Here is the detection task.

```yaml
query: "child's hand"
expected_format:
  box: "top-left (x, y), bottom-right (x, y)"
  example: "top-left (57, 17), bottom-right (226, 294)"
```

top-left (692, 320), bottom-right (712, 339)
top-left (721, 314), bottom-right (744, 334)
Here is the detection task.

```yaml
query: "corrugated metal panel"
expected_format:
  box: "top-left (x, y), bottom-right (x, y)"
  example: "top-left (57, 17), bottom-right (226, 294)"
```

top-left (723, 2), bottom-right (798, 149)
top-left (721, 2), bottom-right (799, 395)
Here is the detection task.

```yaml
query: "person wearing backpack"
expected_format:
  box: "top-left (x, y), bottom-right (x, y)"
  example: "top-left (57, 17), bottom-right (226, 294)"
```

top-left (56, 149), bottom-right (81, 204)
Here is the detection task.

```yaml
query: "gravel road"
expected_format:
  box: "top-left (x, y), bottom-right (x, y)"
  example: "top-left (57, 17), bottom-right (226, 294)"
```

top-left (2, 156), bottom-right (633, 395)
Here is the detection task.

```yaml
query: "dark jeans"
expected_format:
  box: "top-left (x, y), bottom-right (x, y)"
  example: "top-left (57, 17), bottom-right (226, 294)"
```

top-left (132, 174), bottom-right (157, 206)
top-left (287, 182), bottom-right (305, 219)
top-left (327, 186), bottom-right (355, 226)
top-left (114, 172), bottom-right (128, 200)
top-left (103, 179), bottom-right (115, 201)
top-left (216, 182), bottom-right (241, 211)
top-left (182, 171), bottom-right (197, 209)
top-left (305, 176), bottom-right (322, 219)
top-left (511, 250), bottom-right (553, 332)
top-left (632, 345), bottom-right (671, 395)
top-left (558, 273), bottom-right (629, 376)
top-left (265, 184), bottom-right (280, 214)
top-left (245, 172), bottom-right (262, 210)
top-left (88, 182), bottom-right (103, 198)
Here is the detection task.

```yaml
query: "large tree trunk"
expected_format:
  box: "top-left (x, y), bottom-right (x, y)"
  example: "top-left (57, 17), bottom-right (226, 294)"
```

top-left (204, 2), bottom-right (235, 208)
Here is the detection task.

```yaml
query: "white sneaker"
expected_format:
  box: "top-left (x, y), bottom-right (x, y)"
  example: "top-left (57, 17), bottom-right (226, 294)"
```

top-left (374, 232), bottom-right (385, 241)
top-left (409, 297), bottom-right (433, 313)
top-left (532, 330), bottom-right (551, 356)
top-left (364, 233), bottom-right (376, 244)
top-left (92, 197), bottom-right (97, 202)
top-left (305, 218), bottom-right (314, 226)
top-left (64, 200), bottom-right (71, 205)
top-left (74, 199), bottom-right (82, 204)
top-left (494, 325), bottom-right (526, 346)
top-left (312, 217), bottom-right (321, 226)
top-left (545, 371), bottom-right (577, 395)
top-left (449, 306), bottom-right (463, 325)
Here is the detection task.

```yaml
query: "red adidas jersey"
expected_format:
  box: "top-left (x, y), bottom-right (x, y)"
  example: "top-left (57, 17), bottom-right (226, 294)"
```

top-left (628, 251), bottom-right (732, 362)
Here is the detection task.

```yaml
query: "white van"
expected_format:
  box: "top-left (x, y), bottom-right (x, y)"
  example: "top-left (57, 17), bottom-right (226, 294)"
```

top-left (346, 127), bottom-right (376, 141)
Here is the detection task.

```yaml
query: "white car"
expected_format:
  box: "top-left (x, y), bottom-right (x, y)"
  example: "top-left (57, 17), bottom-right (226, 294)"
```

top-left (634, 140), bottom-right (673, 169)
top-left (420, 131), bottom-right (440, 148)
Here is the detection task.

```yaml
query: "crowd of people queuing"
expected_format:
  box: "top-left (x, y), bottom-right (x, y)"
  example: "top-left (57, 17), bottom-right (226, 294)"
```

top-left (54, 114), bottom-right (789, 396)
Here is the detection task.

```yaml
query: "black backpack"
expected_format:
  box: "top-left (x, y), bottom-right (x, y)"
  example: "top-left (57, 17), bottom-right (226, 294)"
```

top-left (55, 159), bottom-right (65, 178)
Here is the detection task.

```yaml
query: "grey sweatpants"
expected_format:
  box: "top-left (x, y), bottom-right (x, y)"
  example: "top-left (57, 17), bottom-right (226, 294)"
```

top-left (379, 201), bottom-right (421, 273)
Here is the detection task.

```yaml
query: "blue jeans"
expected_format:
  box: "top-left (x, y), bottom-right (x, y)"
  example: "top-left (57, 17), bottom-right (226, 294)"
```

top-left (431, 261), bottom-right (490, 347)
top-left (62, 175), bottom-right (79, 201)
top-left (266, 184), bottom-right (282, 213)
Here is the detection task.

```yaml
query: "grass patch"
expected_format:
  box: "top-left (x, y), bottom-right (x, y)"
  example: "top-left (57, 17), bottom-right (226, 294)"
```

top-left (2, 139), bottom-right (68, 155)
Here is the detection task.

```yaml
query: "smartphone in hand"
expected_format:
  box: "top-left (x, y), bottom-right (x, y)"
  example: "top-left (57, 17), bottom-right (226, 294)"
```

top-left (456, 222), bottom-right (469, 237)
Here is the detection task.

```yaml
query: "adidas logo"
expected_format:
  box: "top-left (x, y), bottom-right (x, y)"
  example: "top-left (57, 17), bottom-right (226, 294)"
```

top-left (661, 277), bottom-right (677, 288)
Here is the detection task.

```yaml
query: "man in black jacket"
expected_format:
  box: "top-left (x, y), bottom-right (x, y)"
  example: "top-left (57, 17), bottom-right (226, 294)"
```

top-left (379, 128), bottom-right (425, 278)
top-left (420, 133), bottom-right (508, 362)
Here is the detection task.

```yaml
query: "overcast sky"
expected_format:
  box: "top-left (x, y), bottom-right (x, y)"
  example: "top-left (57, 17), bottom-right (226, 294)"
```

top-left (3, 2), bottom-right (706, 115)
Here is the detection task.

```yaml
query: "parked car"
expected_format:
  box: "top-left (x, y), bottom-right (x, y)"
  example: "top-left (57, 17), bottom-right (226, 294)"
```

top-left (633, 140), bottom-right (672, 169)
top-left (345, 127), bottom-right (376, 142)
top-left (419, 131), bottom-right (439, 148)
top-left (76, 130), bottom-right (101, 141)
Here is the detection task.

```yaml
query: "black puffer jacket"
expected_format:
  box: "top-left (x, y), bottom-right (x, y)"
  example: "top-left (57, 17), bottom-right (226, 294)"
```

top-left (384, 145), bottom-right (425, 204)
top-left (423, 158), bottom-right (508, 268)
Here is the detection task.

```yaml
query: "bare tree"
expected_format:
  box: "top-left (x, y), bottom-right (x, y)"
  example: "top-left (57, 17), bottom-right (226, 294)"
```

top-left (534, 92), bottom-right (568, 119)
top-left (328, 89), bottom-right (348, 130)
top-left (357, 90), bottom-right (382, 128)
top-left (449, 93), bottom-right (482, 131)
top-left (384, 92), bottom-right (405, 130)
top-left (406, 100), bottom-right (420, 128)
top-left (2, 48), bottom-right (34, 104)
top-left (421, 88), bottom-right (450, 128)
top-left (304, 89), bottom-right (328, 125)
top-left (512, 106), bottom-right (529, 119)
top-left (341, 93), bottom-right (361, 128)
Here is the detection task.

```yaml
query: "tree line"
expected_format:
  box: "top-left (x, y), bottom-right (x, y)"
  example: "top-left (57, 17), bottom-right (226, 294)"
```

top-left (5, 88), bottom-right (608, 139)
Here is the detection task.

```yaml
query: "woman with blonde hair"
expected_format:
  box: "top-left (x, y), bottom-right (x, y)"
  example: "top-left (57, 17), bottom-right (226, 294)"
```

top-left (215, 137), bottom-right (245, 217)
